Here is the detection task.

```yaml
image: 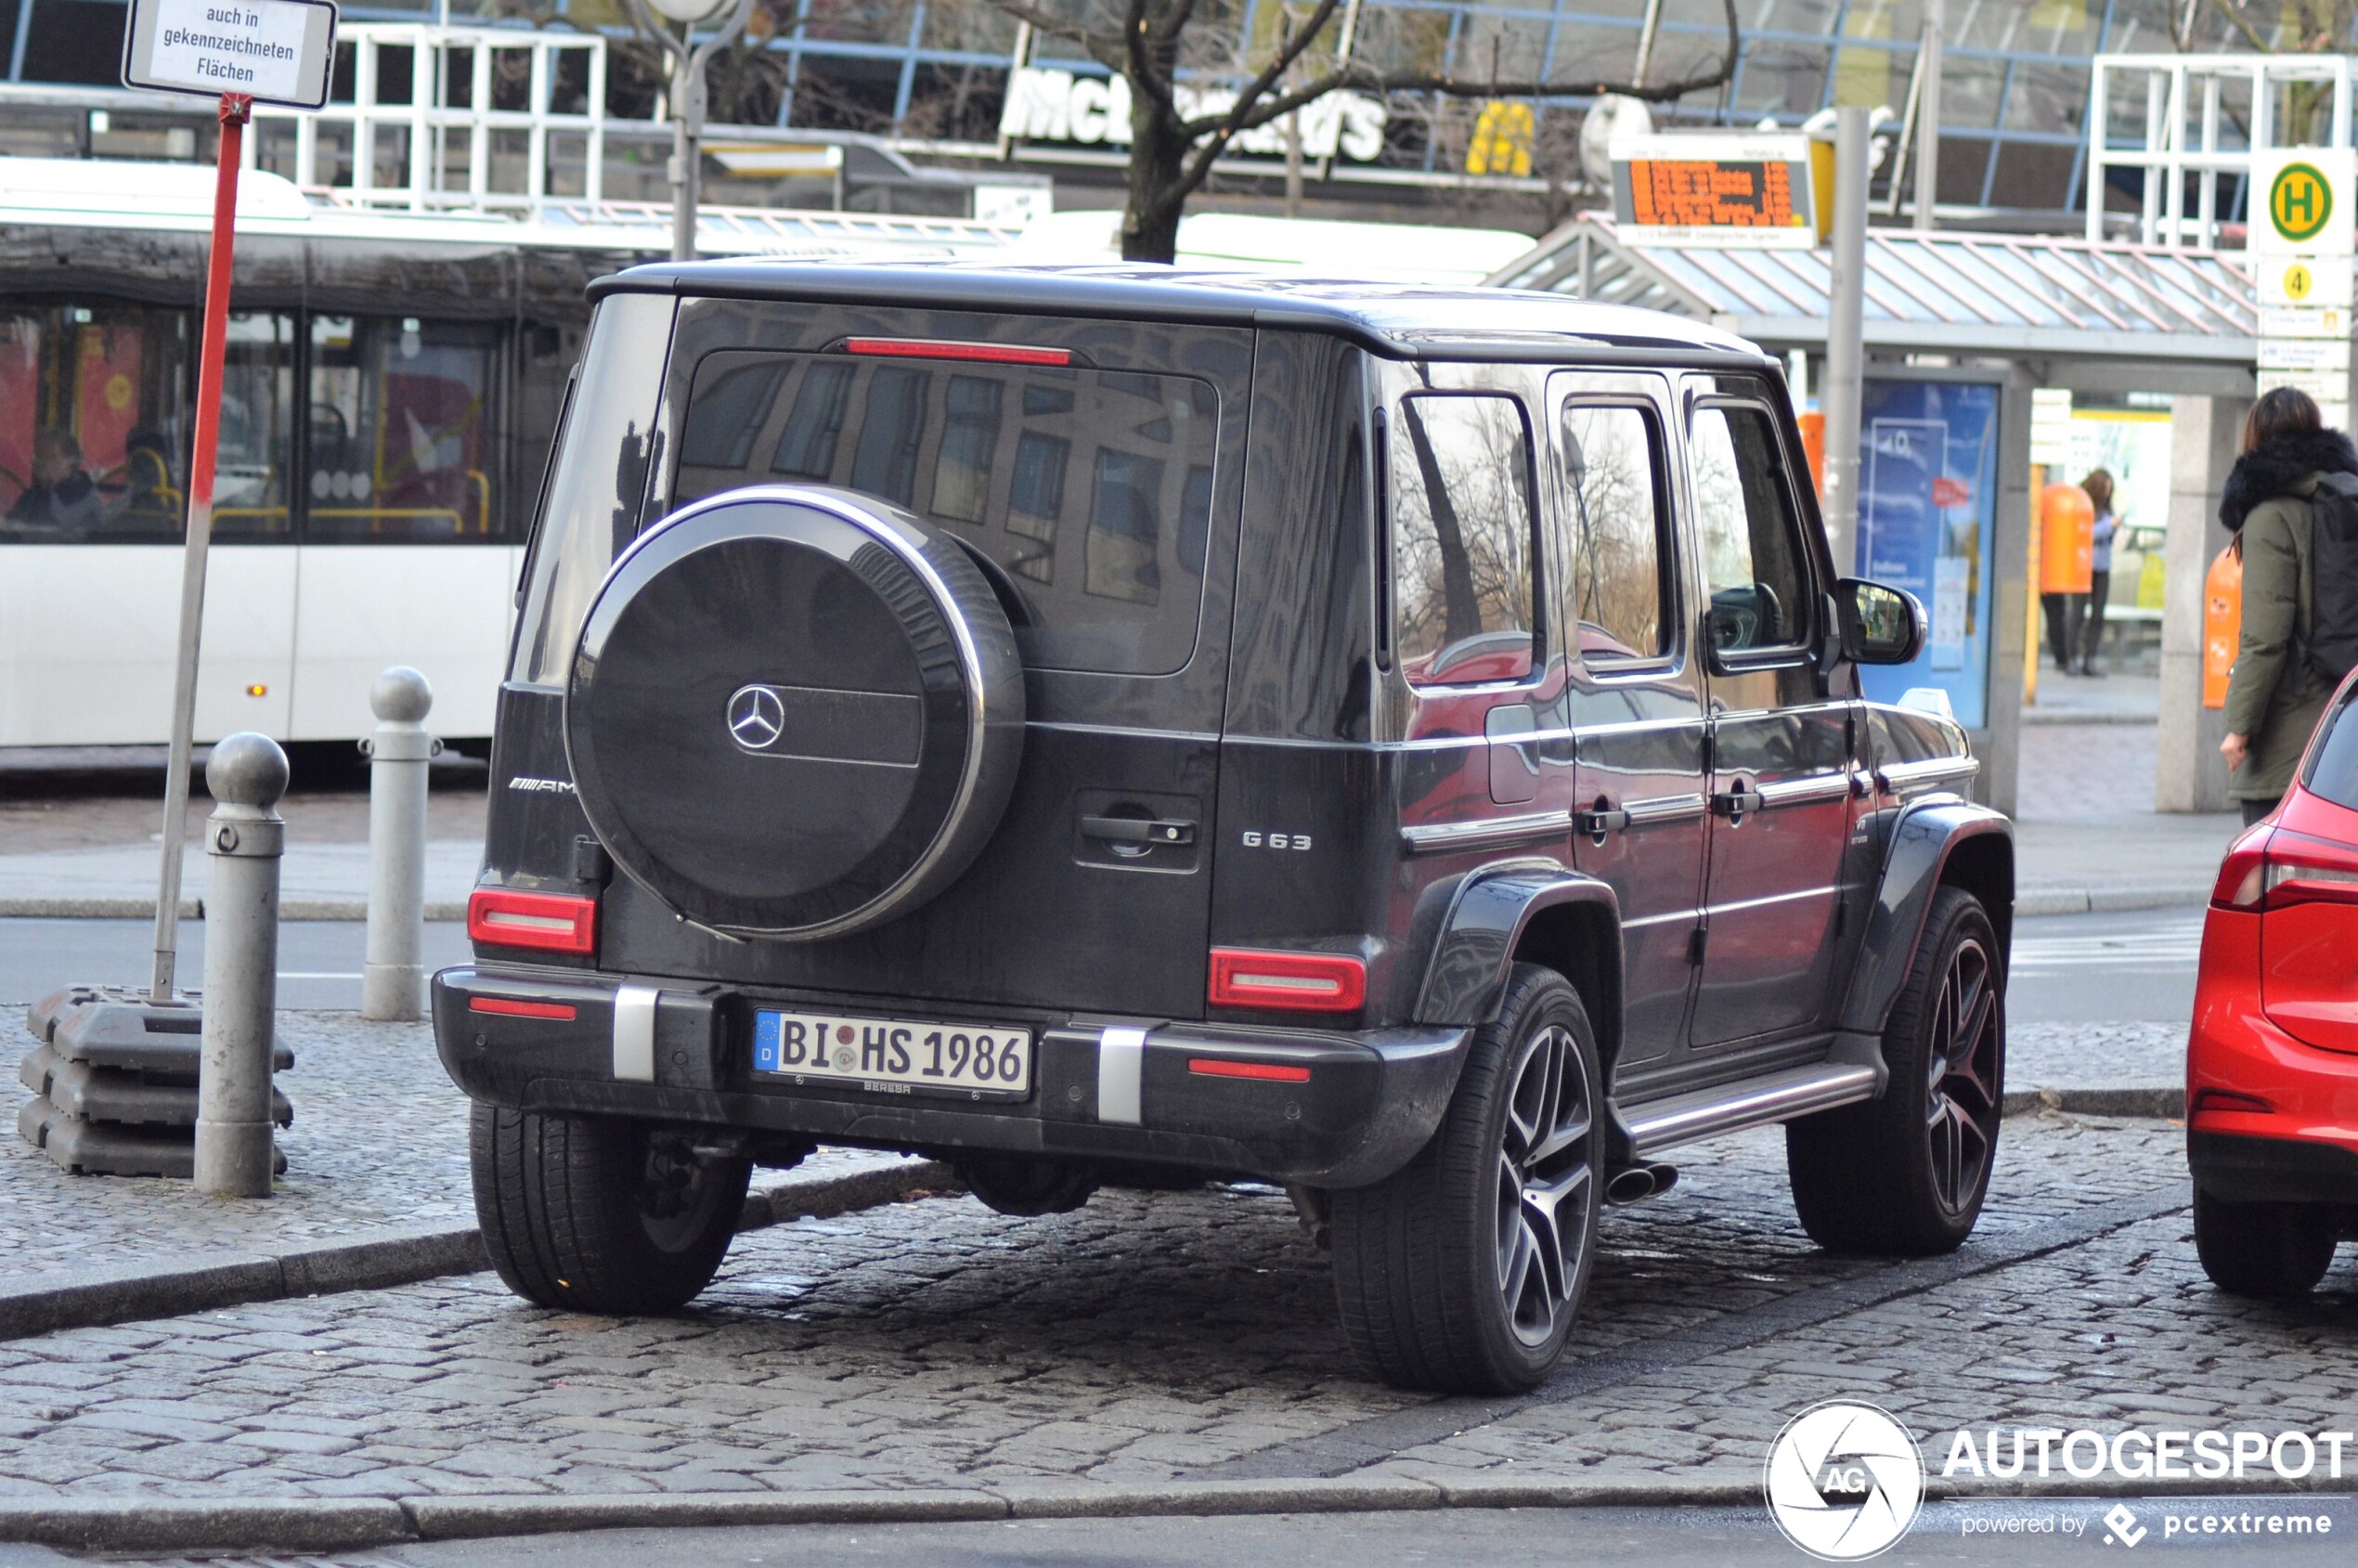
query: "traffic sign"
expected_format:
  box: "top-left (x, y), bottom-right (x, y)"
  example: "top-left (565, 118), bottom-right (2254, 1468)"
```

top-left (2260, 305), bottom-right (2349, 339)
top-left (2251, 148), bottom-right (2355, 258)
top-left (2257, 253), bottom-right (2354, 308)
top-left (122, 0), bottom-right (336, 110)
top-left (2257, 367), bottom-right (2349, 404)
top-left (2258, 336), bottom-right (2352, 373)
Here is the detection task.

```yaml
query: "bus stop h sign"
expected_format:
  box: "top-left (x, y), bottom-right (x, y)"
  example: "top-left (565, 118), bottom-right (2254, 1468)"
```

top-left (122, 0), bottom-right (336, 110)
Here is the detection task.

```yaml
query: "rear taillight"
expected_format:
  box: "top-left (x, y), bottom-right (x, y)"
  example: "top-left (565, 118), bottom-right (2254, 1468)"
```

top-left (2213, 826), bottom-right (2273, 909)
top-left (467, 888), bottom-right (597, 954)
top-left (2218, 826), bottom-right (2358, 913)
top-left (2260, 829), bottom-right (2358, 909)
top-left (1208, 949), bottom-right (1367, 1013)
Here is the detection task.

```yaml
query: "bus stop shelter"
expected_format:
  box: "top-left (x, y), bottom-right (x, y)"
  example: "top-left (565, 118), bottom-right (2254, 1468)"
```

top-left (1492, 216), bottom-right (2272, 818)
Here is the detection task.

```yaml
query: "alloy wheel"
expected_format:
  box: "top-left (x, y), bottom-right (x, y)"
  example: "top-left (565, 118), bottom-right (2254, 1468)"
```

top-left (1493, 1024), bottom-right (1598, 1346)
top-left (1925, 934), bottom-right (2001, 1215)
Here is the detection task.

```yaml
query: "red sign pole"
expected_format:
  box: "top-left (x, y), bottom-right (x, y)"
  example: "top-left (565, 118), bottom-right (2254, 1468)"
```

top-left (149, 91), bottom-right (253, 1001)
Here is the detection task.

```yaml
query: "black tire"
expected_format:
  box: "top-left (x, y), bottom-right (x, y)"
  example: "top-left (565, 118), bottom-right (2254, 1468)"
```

top-left (470, 1104), bottom-right (751, 1315)
top-left (1330, 964), bottom-right (1604, 1394)
top-left (1787, 885), bottom-right (2004, 1256)
top-left (2193, 1188), bottom-right (2337, 1297)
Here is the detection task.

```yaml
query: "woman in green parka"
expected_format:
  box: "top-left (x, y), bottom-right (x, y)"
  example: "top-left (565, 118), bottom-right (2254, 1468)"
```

top-left (2217, 387), bottom-right (2358, 823)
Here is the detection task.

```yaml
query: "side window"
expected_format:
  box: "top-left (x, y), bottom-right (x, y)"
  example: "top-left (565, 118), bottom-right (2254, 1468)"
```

top-left (1690, 404), bottom-right (1811, 654)
top-left (1561, 403), bottom-right (1672, 662)
top-left (0, 301), bottom-right (190, 544)
top-left (1392, 392), bottom-right (1535, 686)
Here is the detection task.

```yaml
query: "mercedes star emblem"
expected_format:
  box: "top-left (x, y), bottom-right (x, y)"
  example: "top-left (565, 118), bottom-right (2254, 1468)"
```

top-left (727, 684), bottom-right (785, 751)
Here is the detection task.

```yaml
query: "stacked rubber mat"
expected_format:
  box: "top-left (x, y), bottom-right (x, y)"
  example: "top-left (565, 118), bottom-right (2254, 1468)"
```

top-left (18, 985), bottom-right (291, 1178)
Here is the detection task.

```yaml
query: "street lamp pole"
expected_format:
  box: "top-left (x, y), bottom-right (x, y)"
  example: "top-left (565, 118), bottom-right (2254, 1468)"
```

top-left (626, 0), bottom-right (758, 264)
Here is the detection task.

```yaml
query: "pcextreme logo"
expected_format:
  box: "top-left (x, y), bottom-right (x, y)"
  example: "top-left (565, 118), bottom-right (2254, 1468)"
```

top-left (1763, 1400), bottom-right (1926, 1561)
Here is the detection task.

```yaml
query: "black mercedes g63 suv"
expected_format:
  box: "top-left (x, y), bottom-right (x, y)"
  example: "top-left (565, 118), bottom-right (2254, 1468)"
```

top-left (436, 264), bottom-right (2012, 1396)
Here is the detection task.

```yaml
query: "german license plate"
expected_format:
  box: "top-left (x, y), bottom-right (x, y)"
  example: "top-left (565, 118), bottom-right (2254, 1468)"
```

top-left (751, 1009), bottom-right (1031, 1095)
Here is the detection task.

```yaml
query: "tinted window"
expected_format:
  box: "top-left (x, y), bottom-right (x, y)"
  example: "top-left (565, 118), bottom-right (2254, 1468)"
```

top-left (306, 315), bottom-right (502, 541)
top-left (2306, 694), bottom-right (2358, 811)
top-left (1691, 405), bottom-right (1810, 653)
top-left (1561, 403), bottom-right (1671, 661)
top-left (0, 301), bottom-right (189, 542)
top-left (677, 352), bottom-right (1218, 677)
top-left (1392, 393), bottom-right (1535, 685)
top-left (512, 292), bottom-right (673, 688)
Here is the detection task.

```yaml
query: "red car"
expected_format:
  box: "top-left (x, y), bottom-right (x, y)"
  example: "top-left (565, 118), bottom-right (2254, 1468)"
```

top-left (2190, 668), bottom-right (2358, 1295)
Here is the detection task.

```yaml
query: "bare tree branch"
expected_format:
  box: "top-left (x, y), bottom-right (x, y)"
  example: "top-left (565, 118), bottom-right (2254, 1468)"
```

top-left (1184, 0), bottom-right (1739, 139)
top-left (1126, 0), bottom-right (1181, 112)
top-left (990, 0), bottom-right (1115, 50)
top-left (1177, 0), bottom-right (1344, 138)
top-left (2205, 0), bottom-right (2272, 50)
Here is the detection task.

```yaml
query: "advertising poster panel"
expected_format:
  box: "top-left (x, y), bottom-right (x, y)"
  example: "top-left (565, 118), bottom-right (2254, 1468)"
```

top-left (1856, 377), bottom-right (2000, 729)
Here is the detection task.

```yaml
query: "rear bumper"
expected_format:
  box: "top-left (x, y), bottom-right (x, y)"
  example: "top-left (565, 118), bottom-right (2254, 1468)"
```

top-left (2186, 930), bottom-right (2358, 1204)
top-left (2188, 1130), bottom-right (2358, 1207)
top-left (433, 965), bottom-right (1467, 1187)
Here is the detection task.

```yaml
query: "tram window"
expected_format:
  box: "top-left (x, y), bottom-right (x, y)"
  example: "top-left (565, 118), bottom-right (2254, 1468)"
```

top-left (0, 302), bottom-right (189, 542)
top-left (215, 313), bottom-right (297, 541)
top-left (307, 315), bottom-right (501, 542)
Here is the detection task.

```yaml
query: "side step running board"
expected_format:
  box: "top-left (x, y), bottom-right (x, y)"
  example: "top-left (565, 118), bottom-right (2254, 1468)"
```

top-left (1623, 1062), bottom-right (1880, 1158)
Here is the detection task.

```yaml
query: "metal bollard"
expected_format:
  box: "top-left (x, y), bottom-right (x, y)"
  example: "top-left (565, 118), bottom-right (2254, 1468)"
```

top-left (195, 732), bottom-right (289, 1199)
top-left (362, 667), bottom-right (436, 1022)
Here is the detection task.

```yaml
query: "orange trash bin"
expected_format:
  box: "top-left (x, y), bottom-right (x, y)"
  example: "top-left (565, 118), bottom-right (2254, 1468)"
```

top-left (2040, 482), bottom-right (2094, 596)
top-left (2205, 545), bottom-right (2243, 711)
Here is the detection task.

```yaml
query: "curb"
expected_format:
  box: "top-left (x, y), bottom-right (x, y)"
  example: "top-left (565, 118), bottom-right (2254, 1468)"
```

top-left (7, 1472), bottom-right (2355, 1553)
top-left (2002, 1085), bottom-right (2183, 1119)
top-left (0, 1160), bottom-right (954, 1342)
top-left (2018, 709), bottom-right (2158, 728)
top-left (0, 899), bottom-right (465, 922)
top-left (2015, 885), bottom-right (2211, 917)
top-left (0, 1477), bottom-right (1756, 1553)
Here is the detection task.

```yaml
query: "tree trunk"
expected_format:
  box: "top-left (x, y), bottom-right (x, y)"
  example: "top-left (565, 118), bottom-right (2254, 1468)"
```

top-left (1121, 90), bottom-right (1192, 263)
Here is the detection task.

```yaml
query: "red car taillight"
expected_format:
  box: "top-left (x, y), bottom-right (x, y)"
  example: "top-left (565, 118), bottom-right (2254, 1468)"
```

top-left (2213, 825), bottom-right (2274, 908)
top-left (1208, 949), bottom-right (1367, 1013)
top-left (467, 888), bottom-right (597, 954)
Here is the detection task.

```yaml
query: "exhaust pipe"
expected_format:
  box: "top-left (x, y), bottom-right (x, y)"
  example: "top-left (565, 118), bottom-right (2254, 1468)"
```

top-left (1605, 1161), bottom-right (1680, 1205)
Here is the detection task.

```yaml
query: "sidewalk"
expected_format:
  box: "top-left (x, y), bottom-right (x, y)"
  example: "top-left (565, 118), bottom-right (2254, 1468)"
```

top-left (2011, 693), bottom-right (2238, 915)
top-left (1, 1008), bottom-right (952, 1340)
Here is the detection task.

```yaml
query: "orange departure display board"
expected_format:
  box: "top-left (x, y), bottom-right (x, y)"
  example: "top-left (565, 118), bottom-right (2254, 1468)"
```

top-left (1610, 134), bottom-right (1820, 249)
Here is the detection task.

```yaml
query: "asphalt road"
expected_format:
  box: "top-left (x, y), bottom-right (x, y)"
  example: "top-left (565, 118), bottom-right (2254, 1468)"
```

top-left (1, 1498), bottom-right (2347, 1568)
top-left (0, 917), bottom-right (473, 1013)
top-left (0, 910), bottom-right (2201, 1024)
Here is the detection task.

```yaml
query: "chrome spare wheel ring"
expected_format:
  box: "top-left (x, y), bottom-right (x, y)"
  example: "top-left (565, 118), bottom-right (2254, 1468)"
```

top-left (1495, 1023), bottom-right (1597, 1346)
top-left (1926, 934), bottom-right (2001, 1215)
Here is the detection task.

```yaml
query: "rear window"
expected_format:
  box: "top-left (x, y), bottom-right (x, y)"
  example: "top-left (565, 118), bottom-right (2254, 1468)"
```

top-left (2305, 693), bottom-right (2358, 810)
top-left (674, 351), bottom-right (1218, 676)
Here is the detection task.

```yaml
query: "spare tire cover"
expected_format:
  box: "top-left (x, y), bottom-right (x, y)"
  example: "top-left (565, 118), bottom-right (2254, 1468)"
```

top-left (565, 485), bottom-right (1024, 939)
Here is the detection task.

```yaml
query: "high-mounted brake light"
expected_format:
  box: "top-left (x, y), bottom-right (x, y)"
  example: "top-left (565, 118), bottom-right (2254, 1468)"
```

top-left (840, 337), bottom-right (1072, 367)
top-left (469, 996), bottom-right (579, 1021)
top-left (1208, 949), bottom-right (1367, 1013)
top-left (467, 888), bottom-right (597, 954)
top-left (1187, 1056), bottom-right (1313, 1082)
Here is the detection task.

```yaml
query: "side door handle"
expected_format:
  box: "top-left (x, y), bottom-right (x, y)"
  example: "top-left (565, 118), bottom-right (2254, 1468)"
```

top-left (1080, 815), bottom-right (1196, 846)
top-left (1574, 806), bottom-right (1631, 842)
top-left (1711, 780), bottom-right (1757, 823)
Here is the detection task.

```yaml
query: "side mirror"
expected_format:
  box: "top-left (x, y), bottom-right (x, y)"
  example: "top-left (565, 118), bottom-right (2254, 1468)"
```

top-left (1838, 577), bottom-right (1926, 666)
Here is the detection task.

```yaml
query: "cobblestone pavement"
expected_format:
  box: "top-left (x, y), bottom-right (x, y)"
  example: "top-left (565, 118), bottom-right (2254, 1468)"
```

top-left (4, 1110), bottom-right (2338, 1505)
top-left (2008, 1021), bottom-right (2182, 1091)
top-left (5, 1017), bottom-right (908, 1280)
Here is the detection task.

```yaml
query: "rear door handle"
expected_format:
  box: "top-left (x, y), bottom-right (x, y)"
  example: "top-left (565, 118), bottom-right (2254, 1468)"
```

top-left (1711, 781), bottom-right (1757, 821)
top-left (1080, 815), bottom-right (1196, 846)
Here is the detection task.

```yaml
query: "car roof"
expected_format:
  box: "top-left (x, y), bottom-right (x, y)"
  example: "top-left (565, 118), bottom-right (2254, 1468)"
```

top-left (590, 258), bottom-right (1775, 370)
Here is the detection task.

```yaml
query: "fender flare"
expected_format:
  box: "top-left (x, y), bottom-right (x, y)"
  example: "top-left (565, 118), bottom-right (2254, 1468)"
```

top-left (1838, 797), bottom-right (2015, 1041)
top-left (1411, 862), bottom-right (1625, 1034)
